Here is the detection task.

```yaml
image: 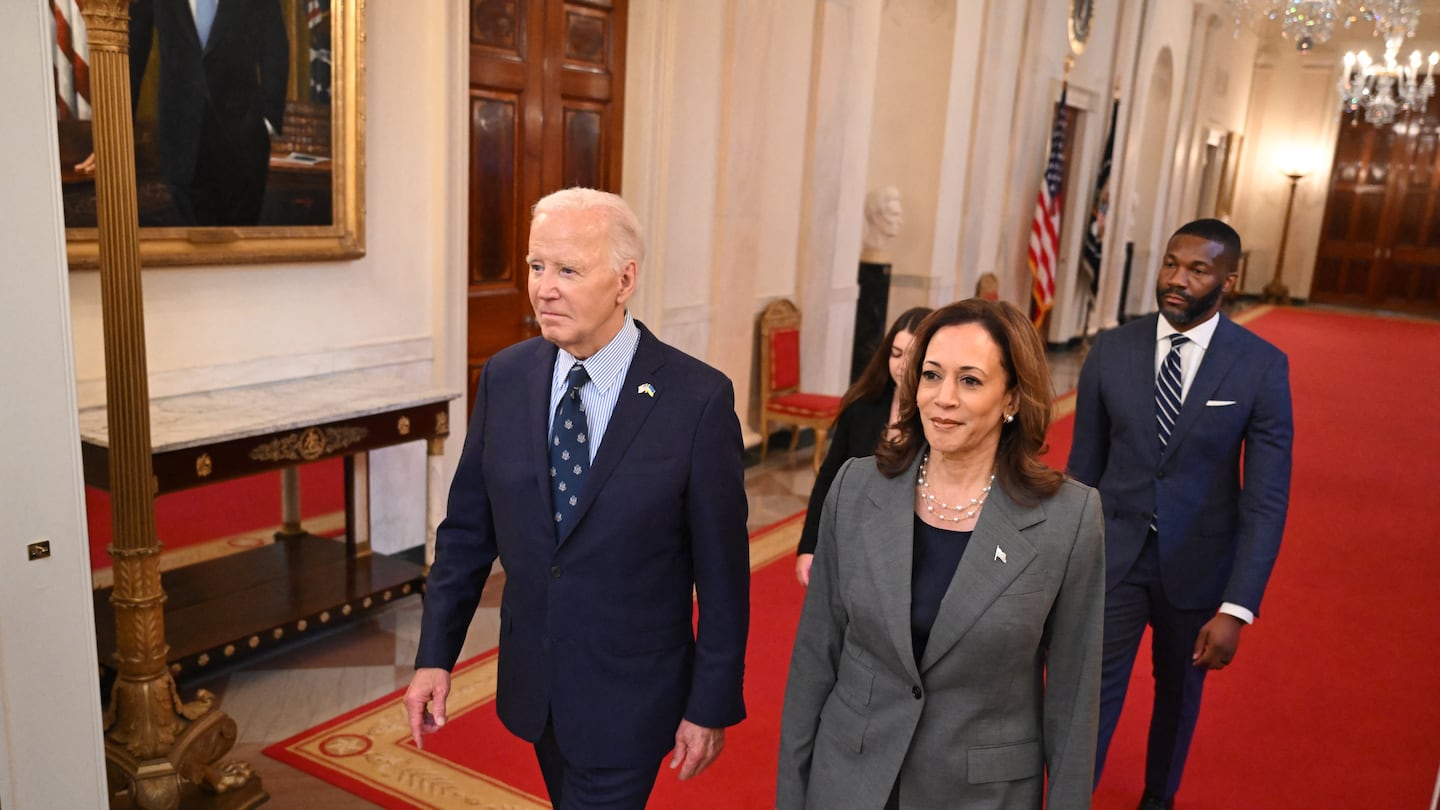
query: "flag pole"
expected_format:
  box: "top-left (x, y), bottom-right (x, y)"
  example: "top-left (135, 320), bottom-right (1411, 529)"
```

top-left (1079, 83), bottom-right (1122, 355)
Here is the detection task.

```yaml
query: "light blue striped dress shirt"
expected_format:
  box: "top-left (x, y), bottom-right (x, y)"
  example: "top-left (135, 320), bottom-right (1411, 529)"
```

top-left (548, 314), bottom-right (640, 462)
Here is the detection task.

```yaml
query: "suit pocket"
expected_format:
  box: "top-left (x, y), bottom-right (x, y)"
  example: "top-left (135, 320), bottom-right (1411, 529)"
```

top-left (818, 691), bottom-right (868, 754)
top-left (834, 647), bottom-right (876, 707)
top-left (967, 738), bottom-right (1042, 784)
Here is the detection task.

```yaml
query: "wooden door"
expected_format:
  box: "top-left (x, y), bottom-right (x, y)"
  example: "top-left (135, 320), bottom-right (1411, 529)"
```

top-left (1313, 109), bottom-right (1440, 315)
top-left (1384, 117), bottom-right (1440, 310)
top-left (465, 0), bottom-right (627, 399)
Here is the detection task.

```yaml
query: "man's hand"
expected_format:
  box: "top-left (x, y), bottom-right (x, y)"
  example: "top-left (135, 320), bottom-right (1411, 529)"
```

top-left (795, 553), bottom-right (814, 587)
top-left (668, 719), bottom-right (725, 780)
top-left (1192, 613), bottom-right (1244, 670)
top-left (404, 667), bottom-right (452, 749)
top-left (75, 152), bottom-right (96, 174)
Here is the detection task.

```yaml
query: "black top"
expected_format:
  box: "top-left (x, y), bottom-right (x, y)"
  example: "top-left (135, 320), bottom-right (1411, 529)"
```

top-left (797, 386), bottom-right (894, 555)
top-left (910, 517), bottom-right (972, 665)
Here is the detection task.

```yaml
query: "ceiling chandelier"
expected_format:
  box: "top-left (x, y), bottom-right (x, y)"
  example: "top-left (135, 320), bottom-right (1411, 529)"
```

top-left (1226, 1), bottom-right (1425, 53)
top-left (1337, 46), bottom-right (1439, 124)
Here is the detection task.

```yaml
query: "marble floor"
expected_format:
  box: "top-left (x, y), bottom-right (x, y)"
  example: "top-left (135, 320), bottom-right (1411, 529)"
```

top-left (158, 344), bottom-right (1089, 808)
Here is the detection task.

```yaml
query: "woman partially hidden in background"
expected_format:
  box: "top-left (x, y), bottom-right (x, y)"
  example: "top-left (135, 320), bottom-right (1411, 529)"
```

top-left (795, 306), bottom-right (932, 586)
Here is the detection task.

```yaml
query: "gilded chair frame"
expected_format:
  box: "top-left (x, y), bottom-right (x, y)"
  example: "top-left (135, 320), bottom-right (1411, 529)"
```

top-left (758, 299), bottom-right (841, 473)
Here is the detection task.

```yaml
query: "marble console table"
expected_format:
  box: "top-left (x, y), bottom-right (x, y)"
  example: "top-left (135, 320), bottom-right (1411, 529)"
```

top-left (81, 368), bottom-right (461, 681)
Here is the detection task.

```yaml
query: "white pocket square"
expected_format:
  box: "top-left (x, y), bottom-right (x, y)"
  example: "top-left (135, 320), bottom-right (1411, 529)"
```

top-left (1205, 400), bottom-right (1236, 407)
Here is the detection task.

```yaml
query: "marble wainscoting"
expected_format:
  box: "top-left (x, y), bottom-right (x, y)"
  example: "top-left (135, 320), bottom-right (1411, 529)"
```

top-left (74, 337), bottom-right (436, 409)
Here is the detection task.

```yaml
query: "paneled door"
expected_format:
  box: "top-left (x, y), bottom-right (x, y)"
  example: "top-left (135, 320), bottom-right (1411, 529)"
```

top-left (1313, 108), bottom-right (1440, 316)
top-left (465, 0), bottom-right (627, 402)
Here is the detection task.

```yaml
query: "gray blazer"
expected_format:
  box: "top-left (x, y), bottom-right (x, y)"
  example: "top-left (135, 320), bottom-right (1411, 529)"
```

top-left (778, 454), bottom-right (1104, 810)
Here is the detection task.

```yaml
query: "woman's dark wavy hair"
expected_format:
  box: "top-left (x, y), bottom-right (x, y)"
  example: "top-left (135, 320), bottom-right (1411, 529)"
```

top-left (874, 298), bottom-right (1065, 505)
top-left (839, 306), bottom-right (933, 415)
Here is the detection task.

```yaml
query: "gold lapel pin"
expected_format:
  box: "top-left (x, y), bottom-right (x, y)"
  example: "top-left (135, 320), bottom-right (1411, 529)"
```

top-left (637, 383), bottom-right (656, 397)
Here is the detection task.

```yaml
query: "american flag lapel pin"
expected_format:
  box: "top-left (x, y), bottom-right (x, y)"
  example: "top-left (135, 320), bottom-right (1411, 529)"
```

top-left (994, 546), bottom-right (1007, 564)
top-left (637, 383), bottom-right (656, 397)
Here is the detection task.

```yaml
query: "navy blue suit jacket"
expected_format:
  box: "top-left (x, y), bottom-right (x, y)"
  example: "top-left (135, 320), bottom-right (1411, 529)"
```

top-left (417, 323), bottom-right (750, 768)
top-left (1067, 313), bottom-right (1293, 614)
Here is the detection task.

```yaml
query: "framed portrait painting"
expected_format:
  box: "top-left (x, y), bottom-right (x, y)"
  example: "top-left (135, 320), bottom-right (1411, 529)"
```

top-left (53, 0), bottom-right (365, 267)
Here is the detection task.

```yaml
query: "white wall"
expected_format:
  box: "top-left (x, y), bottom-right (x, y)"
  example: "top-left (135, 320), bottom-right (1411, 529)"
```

top-left (0, 2), bottom-right (108, 805)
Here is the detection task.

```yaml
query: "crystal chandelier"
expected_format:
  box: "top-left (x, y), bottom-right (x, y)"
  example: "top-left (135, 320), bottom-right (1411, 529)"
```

top-left (1226, 1), bottom-right (1425, 53)
top-left (1337, 46), bottom-right (1439, 124)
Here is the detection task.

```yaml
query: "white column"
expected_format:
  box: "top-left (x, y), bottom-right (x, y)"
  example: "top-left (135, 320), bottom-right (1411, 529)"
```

top-left (796, 0), bottom-right (885, 396)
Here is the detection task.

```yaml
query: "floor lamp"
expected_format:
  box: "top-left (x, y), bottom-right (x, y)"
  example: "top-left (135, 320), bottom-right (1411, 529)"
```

top-left (1263, 169), bottom-right (1308, 304)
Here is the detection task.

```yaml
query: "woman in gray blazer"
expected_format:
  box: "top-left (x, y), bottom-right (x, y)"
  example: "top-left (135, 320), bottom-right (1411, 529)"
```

top-left (778, 299), bottom-right (1105, 809)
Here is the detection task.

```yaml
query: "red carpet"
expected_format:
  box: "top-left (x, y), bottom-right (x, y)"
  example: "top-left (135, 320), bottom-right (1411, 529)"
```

top-left (85, 458), bottom-right (344, 570)
top-left (267, 307), bottom-right (1440, 808)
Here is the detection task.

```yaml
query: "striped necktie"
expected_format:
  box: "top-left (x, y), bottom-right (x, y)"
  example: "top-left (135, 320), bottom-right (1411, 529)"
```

top-left (549, 363), bottom-right (591, 535)
top-left (1155, 333), bottom-right (1190, 453)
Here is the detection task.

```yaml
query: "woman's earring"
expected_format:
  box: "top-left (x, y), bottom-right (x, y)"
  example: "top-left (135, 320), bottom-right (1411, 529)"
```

top-left (1003, 413), bottom-right (1014, 424)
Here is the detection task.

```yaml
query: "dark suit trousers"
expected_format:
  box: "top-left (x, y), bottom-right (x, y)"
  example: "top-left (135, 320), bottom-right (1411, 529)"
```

top-left (171, 112), bottom-right (271, 227)
top-left (534, 715), bottom-right (661, 810)
top-left (1095, 532), bottom-right (1211, 800)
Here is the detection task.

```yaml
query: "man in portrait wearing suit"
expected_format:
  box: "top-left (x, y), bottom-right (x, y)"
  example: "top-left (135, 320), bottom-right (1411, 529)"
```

top-left (405, 188), bottom-right (750, 809)
top-left (128, 0), bottom-right (289, 226)
top-left (1067, 218), bottom-right (1293, 810)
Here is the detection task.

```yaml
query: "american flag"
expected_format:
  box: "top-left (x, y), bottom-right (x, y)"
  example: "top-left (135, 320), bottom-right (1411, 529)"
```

top-left (308, 0), bottom-right (332, 102)
top-left (1027, 84), bottom-right (1069, 327)
top-left (50, 0), bottom-right (91, 120)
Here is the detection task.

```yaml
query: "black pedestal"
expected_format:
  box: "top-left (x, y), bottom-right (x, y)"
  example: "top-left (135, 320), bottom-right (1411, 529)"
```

top-left (851, 261), bottom-right (892, 384)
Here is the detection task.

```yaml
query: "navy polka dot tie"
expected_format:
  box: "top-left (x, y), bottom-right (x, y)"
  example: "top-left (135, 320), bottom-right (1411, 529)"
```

top-left (549, 363), bottom-right (591, 535)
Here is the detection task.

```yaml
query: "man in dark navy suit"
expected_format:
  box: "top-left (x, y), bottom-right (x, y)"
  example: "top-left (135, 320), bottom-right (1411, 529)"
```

top-left (406, 188), bottom-right (750, 809)
top-left (129, 0), bottom-right (288, 225)
top-left (1068, 219), bottom-right (1293, 810)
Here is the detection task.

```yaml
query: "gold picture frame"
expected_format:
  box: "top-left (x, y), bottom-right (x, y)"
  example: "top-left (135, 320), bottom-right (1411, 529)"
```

top-left (60, 0), bottom-right (365, 268)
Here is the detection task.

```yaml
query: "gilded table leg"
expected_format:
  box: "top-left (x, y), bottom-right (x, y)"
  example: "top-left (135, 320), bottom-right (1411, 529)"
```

top-left (349, 452), bottom-right (371, 556)
top-left (277, 466), bottom-right (305, 538)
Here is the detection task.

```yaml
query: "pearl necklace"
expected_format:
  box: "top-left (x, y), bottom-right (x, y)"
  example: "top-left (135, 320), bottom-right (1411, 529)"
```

top-left (916, 450), bottom-right (995, 523)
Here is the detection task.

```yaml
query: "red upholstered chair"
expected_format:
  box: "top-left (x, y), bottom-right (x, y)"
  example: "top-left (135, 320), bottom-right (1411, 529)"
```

top-left (758, 299), bottom-right (842, 473)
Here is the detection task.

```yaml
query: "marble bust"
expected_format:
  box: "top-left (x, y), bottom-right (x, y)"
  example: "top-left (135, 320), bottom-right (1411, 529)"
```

top-left (861, 185), bottom-right (903, 263)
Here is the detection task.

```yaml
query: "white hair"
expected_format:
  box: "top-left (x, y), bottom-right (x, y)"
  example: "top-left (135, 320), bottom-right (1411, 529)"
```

top-left (532, 187), bottom-right (645, 274)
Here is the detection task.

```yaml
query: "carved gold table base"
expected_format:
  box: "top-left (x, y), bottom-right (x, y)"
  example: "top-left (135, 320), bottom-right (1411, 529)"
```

top-left (106, 690), bottom-right (267, 809)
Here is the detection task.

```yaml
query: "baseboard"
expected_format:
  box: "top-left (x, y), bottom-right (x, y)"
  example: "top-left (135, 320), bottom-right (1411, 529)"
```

top-left (744, 427), bottom-right (819, 467)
